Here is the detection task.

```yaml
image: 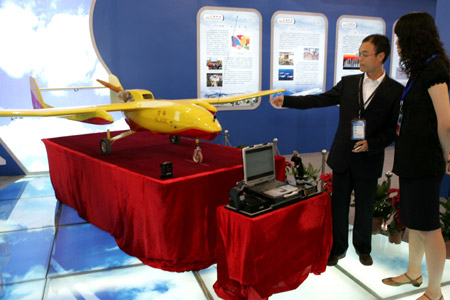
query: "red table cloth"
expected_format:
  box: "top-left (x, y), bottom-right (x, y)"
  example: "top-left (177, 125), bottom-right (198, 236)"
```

top-left (214, 192), bottom-right (332, 299)
top-left (43, 131), bottom-right (285, 272)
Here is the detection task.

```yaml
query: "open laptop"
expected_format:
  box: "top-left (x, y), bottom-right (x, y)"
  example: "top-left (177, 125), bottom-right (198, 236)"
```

top-left (242, 143), bottom-right (299, 199)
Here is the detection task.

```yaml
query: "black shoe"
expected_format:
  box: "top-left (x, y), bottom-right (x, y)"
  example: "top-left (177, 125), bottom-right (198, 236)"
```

top-left (327, 253), bottom-right (346, 266)
top-left (358, 253), bottom-right (373, 266)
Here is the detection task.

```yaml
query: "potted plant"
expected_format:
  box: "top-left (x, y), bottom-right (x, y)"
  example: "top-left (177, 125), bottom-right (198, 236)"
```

top-left (439, 196), bottom-right (450, 258)
top-left (372, 179), bottom-right (392, 234)
top-left (386, 188), bottom-right (405, 244)
top-left (303, 162), bottom-right (321, 183)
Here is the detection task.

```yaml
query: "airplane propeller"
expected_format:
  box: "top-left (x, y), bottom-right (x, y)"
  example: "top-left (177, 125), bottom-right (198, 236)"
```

top-left (97, 79), bottom-right (134, 102)
top-left (96, 79), bottom-right (123, 93)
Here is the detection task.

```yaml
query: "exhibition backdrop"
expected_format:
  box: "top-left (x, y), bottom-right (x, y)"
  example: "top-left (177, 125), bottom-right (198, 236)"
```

top-left (90, 0), bottom-right (437, 154)
top-left (0, 0), bottom-right (446, 172)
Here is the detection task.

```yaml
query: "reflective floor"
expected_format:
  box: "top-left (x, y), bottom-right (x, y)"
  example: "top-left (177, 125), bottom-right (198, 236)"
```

top-left (0, 174), bottom-right (449, 300)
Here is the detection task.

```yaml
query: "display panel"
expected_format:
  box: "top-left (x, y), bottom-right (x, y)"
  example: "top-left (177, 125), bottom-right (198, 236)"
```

top-left (270, 11), bottom-right (328, 104)
top-left (389, 21), bottom-right (408, 86)
top-left (197, 7), bottom-right (262, 110)
top-left (334, 15), bottom-right (385, 84)
top-left (243, 144), bottom-right (275, 183)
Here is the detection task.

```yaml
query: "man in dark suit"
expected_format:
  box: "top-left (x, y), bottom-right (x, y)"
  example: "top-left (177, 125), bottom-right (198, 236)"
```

top-left (271, 34), bottom-right (404, 266)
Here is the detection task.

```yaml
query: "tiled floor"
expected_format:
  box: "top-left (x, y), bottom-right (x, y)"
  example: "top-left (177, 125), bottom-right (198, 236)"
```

top-left (0, 174), bottom-right (449, 300)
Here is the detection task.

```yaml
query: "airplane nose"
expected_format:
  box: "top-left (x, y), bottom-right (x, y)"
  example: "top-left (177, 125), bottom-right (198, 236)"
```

top-left (196, 114), bottom-right (222, 140)
top-left (205, 115), bottom-right (222, 130)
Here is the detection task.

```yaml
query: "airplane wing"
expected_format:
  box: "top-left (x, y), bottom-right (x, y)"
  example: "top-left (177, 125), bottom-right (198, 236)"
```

top-left (0, 102), bottom-right (141, 125)
top-left (0, 99), bottom-right (184, 124)
top-left (199, 88), bottom-right (286, 104)
top-left (177, 88), bottom-right (285, 113)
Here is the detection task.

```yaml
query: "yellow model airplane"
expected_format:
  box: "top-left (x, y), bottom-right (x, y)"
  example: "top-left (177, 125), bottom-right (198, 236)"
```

top-left (0, 75), bottom-right (284, 163)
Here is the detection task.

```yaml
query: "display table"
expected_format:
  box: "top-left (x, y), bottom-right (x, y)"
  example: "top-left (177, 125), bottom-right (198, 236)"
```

top-left (214, 192), bottom-right (332, 299)
top-left (43, 131), bottom-right (285, 272)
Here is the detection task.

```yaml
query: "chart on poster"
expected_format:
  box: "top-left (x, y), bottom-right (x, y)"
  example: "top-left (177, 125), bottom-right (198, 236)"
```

top-left (197, 7), bottom-right (262, 110)
top-left (271, 11), bottom-right (328, 102)
top-left (334, 15), bottom-right (385, 84)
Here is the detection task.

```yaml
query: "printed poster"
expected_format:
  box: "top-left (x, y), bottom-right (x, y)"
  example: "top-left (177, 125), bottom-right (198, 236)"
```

top-left (197, 7), bottom-right (262, 110)
top-left (334, 15), bottom-right (385, 84)
top-left (390, 21), bottom-right (408, 86)
top-left (271, 11), bottom-right (328, 104)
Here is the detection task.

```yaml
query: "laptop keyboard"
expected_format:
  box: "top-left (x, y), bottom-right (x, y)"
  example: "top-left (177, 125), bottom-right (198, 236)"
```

top-left (249, 180), bottom-right (284, 192)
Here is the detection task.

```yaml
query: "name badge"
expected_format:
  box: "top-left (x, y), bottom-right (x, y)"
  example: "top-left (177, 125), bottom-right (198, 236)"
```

top-left (396, 111), bottom-right (403, 136)
top-left (352, 119), bottom-right (366, 140)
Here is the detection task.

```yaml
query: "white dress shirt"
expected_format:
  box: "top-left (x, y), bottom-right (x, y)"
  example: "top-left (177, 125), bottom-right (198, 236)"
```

top-left (363, 71), bottom-right (386, 109)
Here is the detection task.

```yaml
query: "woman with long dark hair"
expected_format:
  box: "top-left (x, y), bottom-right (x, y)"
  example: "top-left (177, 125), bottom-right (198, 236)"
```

top-left (382, 11), bottom-right (450, 300)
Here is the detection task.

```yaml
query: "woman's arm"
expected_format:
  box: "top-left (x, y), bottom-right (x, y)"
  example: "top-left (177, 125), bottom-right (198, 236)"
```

top-left (429, 82), bottom-right (450, 172)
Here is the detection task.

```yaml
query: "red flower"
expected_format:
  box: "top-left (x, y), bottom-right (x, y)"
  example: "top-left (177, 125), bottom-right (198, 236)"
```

top-left (320, 173), bottom-right (332, 182)
top-left (320, 173), bottom-right (333, 195)
top-left (388, 188), bottom-right (400, 208)
top-left (387, 188), bottom-right (405, 232)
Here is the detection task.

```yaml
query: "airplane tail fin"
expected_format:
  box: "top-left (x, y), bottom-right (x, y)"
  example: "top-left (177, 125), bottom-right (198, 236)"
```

top-left (96, 74), bottom-right (124, 104)
top-left (28, 76), bottom-right (114, 124)
top-left (30, 76), bottom-right (53, 109)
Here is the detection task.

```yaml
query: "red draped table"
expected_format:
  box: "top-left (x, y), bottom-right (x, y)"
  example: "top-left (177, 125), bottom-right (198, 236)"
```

top-left (43, 131), bottom-right (285, 272)
top-left (214, 192), bottom-right (332, 299)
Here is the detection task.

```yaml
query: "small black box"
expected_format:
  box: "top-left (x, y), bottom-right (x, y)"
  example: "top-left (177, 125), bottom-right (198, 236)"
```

top-left (240, 194), bottom-right (271, 213)
top-left (160, 161), bottom-right (173, 179)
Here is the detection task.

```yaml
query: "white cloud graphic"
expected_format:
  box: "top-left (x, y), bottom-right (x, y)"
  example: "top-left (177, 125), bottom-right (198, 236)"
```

top-left (0, 2), bottom-right (39, 79)
top-left (0, 1), bottom-right (107, 85)
top-left (47, 265), bottom-right (205, 300)
top-left (1, 196), bottom-right (57, 231)
top-left (6, 280), bottom-right (45, 300)
top-left (25, 175), bottom-right (52, 191)
top-left (0, 0), bottom-right (114, 172)
top-left (6, 258), bottom-right (47, 283)
top-left (0, 117), bottom-right (128, 172)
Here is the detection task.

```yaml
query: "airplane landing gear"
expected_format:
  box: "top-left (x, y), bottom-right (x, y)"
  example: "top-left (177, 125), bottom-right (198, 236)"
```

top-left (193, 139), bottom-right (203, 163)
top-left (100, 138), bottom-right (112, 155)
top-left (99, 129), bottom-right (136, 155)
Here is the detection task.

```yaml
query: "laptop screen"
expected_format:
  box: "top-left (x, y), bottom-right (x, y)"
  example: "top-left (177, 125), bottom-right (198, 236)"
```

top-left (242, 143), bottom-right (275, 185)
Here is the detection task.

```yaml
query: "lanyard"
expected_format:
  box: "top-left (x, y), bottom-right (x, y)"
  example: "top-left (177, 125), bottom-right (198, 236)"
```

top-left (396, 54), bottom-right (439, 136)
top-left (357, 73), bottom-right (385, 118)
top-left (399, 54), bottom-right (439, 108)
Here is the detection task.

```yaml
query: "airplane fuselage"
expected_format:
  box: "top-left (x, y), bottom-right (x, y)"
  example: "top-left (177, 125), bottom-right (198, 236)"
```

top-left (123, 99), bottom-right (222, 140)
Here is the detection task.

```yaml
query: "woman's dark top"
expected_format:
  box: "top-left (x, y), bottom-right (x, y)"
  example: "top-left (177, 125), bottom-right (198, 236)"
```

top-left (393, 57), bottom-right (450, 178)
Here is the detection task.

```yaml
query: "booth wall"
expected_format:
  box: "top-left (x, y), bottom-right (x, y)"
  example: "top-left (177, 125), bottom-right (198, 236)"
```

top-left (92, 0), bottom-right (438, 154)
top-left (436, 0), bottom-right (450, 51)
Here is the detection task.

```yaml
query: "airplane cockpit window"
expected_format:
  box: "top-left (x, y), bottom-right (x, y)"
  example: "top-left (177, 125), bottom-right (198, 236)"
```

top-left (143, 93), bottom-right (154, 100)
top-left (118, 91), bottom-right (134, 102)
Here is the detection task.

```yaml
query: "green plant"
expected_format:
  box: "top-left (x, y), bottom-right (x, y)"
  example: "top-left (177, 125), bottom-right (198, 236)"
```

top-left (440, 197), bottom-right (450, 242)
top-left (303, 162), bottom-right (320, 183)
top-left (373, 180), bottom-right (392, 221)
top-left (285, 161), bottom-right (295, 178)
